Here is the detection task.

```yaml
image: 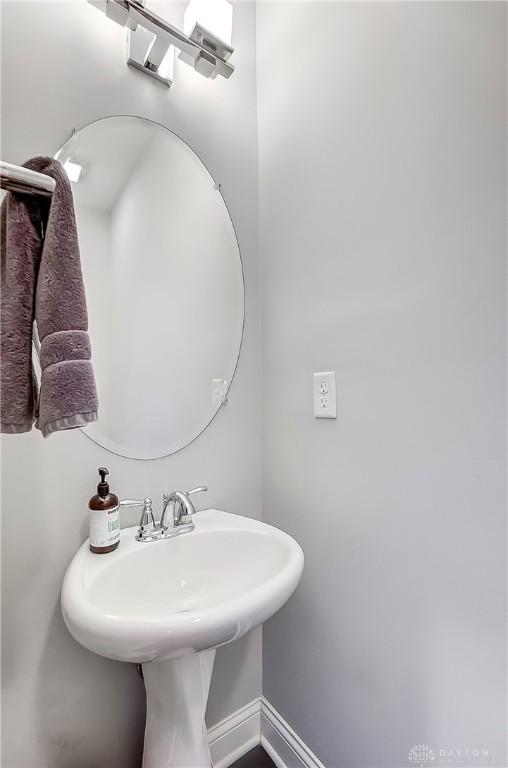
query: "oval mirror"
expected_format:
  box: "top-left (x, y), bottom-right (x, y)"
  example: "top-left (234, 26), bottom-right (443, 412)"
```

top-left (55, 116), bottom-right (244, 459)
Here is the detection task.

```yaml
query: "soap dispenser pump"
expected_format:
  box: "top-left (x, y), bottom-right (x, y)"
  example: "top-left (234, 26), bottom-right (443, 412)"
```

top-left (89, 467), bottom-right (120, 554)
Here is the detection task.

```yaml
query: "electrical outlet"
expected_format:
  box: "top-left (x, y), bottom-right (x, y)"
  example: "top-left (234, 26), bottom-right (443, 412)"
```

top-left (313, 371), bottom-right (336, 418)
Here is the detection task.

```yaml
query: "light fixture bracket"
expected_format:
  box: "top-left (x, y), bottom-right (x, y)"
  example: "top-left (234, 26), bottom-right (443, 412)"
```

top-left (89, 0), bottom-right (234, 88)
top-left (127, 24), bottom-right (174, 86)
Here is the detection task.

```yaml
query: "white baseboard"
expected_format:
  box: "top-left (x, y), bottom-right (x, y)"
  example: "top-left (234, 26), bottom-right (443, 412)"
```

top-left (208, 698), bottom-right (261, 768)
top-left (207, 697), bottom-right (324, 768)
top-left (260, 698), bottom-right (325, 768)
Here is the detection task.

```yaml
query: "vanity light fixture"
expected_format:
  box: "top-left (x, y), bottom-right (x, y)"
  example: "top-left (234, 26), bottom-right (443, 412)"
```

top-left (63, 160), bottom-right (83, 183)
top-left (88, 0), bottom-right (234, 88)
top-left (180, 0), bottom-right (233, 75)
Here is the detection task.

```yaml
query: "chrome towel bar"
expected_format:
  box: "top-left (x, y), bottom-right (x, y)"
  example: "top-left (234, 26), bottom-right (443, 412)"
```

top-left (0, 161), bottom-right (55, 198)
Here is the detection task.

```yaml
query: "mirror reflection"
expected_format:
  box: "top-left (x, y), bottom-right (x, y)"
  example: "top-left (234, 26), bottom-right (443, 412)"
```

top-left (56, 116), bottom-right (244, 459)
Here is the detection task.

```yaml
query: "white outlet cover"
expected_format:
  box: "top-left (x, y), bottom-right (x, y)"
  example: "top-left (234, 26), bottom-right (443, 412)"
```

top-left (313, 371), bottom-right (337, 418)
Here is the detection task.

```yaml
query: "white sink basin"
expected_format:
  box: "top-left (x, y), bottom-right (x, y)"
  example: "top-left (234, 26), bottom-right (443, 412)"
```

top-left (61, 509), bottom-right (303, 767)
top-left (62, 509), bottom-right (303, 662)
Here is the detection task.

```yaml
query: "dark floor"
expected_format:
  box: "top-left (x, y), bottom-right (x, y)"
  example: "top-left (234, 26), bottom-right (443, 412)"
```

top-left (230, 746), bottom-right (276, 768)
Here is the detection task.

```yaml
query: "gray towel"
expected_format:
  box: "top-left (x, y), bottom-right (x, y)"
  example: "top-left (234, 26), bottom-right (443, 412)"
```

top-left (1, 156), bottom-right (98, 437)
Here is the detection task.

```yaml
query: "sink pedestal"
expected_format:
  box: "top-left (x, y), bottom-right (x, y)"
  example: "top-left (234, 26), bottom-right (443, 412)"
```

top-left (62, 511), bottom-right (304, 767)
top-left (142, 649), bottom-right (216, 768)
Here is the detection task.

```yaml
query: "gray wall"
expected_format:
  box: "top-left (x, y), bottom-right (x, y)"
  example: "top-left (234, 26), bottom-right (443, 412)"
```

top-left (0, 2), bottom-right (261, 766)
top-left (257, 3), bottom-right (507, 767)
top-left (2, 3), bottom-right (507, 767)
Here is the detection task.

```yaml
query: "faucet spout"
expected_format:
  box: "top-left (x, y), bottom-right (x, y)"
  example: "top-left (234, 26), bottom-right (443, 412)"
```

top-left (160, 486), bottom-right (208, 530)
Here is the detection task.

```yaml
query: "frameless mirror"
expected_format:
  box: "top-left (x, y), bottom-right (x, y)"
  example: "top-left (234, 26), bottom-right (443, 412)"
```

top-left (56, 116), bottom-right (244, 459)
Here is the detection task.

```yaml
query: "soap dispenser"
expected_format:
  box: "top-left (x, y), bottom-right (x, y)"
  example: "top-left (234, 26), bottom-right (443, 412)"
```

top-left (89, 467), bottom-right (120, 554)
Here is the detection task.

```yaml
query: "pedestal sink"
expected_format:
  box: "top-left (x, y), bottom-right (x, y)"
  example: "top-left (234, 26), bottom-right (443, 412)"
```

top-left (61, 509), bottom-right (304, 767)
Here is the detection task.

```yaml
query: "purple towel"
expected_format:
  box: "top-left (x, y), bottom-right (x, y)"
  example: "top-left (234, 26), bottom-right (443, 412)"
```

top-left (1, 157), bottom-right (98, 436)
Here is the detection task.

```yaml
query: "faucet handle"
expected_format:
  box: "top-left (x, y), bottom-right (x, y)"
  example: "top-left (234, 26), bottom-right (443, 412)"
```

top-left (120, 498), bottom-right (157, 542)
top-left (120, 498), bottom-right (151, 508)
top-left (186, 486), bottom-right (208, 497)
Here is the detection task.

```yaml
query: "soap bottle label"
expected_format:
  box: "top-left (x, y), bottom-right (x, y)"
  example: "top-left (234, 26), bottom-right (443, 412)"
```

top-left (89, 506), bottom-right (120, 548)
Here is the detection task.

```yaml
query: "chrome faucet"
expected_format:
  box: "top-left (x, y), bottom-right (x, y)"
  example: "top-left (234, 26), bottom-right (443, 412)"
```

top-left (120, 487), bottom-right (208, 543)
top-left (160, 487), bottom-right (208, 530)
top-left (120, 498), bottom-right (159, 542)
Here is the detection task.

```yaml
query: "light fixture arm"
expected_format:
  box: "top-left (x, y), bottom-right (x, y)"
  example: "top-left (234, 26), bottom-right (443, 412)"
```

top-left (89, 0), bottom-right (234, 87)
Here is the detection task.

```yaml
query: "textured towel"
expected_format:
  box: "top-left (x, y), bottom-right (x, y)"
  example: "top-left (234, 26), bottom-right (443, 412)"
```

top-left (1, 157), bottom-right (98, 436)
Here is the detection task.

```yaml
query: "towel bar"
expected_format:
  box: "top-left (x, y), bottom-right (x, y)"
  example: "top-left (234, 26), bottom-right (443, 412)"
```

top-left (0, 160), bottom-right (56, 198)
